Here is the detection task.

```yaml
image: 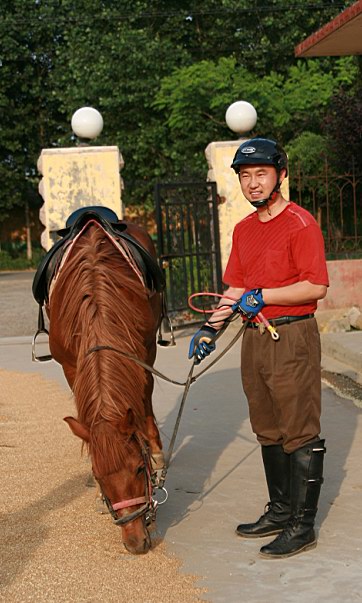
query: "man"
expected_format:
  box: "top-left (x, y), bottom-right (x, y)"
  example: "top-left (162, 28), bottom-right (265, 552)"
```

top-left (188, 137), bottom-right (329, 559)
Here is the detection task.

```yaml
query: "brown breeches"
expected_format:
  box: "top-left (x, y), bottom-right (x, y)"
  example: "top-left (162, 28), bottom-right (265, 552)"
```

top-left (241, 317), bottom-right (322, 453)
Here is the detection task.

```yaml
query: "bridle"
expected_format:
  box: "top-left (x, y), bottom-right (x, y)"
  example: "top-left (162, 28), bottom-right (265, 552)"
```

top-left (96, 432), bottom-right (157, 527)
top-left (33, 300), bottom-right (248, 527)
top-left (87, 317), bottom-right (249, 497)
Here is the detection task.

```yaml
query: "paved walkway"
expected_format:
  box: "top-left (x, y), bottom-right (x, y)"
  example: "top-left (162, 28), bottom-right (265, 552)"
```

top-left (1, 271), bottom-right (362, 602)
top-left (1, 327), bottom-right (362, 602)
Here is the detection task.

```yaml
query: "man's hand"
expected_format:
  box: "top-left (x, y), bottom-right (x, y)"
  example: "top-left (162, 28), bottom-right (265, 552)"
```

top-left (231, 289), bottom-right (265, 319)
top-left (188, 325), bottom-right (218, 364)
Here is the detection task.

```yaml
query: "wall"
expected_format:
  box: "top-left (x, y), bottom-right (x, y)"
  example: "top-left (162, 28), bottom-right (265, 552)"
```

top-left (38, 146), bottom-right (124, 250)
top-left (319, 259), bottom-right (362, 310)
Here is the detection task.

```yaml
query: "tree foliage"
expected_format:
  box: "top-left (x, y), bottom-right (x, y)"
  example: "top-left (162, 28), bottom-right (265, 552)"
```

top-left (322, 80), bottom-right (362, 171)
top-left (154, 56), bottom-right (358, 175)
top-left (0, 0), bottom-right (359, 223)
top-left (0, 0), bottom-right (63, 219)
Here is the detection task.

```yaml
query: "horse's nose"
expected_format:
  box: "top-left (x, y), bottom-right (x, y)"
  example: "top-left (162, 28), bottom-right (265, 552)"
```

top-left (124, 536), bottom-right (151, 555)
top-left (122, 522), bottom-right (151, 555)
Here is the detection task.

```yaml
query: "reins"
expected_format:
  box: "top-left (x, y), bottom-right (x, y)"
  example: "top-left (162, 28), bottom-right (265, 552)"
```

top-left (86, 316), bottom-right (248, 490)
top-left (86, 344), bottom-right (191, 387)
top-left (159, 318), bottom-right (248, 488)
top-left (32, 285), bottom-right (249, 502)
top-left (85, 312), bottom-right (246, 387)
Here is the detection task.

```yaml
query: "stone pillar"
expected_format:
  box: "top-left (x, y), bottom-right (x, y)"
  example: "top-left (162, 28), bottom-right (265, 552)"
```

top-left (205, 140), bottom-right (289, 275)
top-left (38, 145), bottom-right (124, 250)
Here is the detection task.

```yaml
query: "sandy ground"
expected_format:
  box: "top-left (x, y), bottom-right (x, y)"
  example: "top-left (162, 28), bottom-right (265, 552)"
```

top-left (0, 369), bottom-right (206, 603)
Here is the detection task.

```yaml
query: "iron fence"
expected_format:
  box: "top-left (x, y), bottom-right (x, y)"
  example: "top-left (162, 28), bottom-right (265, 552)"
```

top-left (155, 181), bottom-right (222, 325)
top-left (292, 157), bottom-right (361, 258)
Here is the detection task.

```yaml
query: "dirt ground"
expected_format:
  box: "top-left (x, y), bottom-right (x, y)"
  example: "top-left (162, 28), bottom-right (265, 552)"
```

top-left (0, 369), bottom-right (207, 603)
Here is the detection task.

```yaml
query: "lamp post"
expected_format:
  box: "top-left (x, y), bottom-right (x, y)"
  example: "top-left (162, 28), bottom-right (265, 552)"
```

top-left (38, 107), bottom-right (124, 250)
top-left (71, 107), bottom-right (104, 143)
top-left (225, 101), bottom-right (258, 137)
top-left (205, 100), bottom-right (258, 272)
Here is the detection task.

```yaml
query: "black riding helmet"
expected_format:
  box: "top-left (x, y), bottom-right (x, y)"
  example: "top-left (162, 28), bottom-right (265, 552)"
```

top-left (231, 137), bottom-right (288, 208)
top-left (231, 137), bottom-right (288, 175)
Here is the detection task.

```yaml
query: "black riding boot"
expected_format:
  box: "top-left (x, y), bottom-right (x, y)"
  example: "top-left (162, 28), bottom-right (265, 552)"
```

top-left (236, 444), bottom-right (291, 538)
top-left (260, 439), bottom-right (326, 558)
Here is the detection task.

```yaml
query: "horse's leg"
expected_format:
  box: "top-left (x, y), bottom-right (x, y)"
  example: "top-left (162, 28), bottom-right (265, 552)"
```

top-left (62, 365), bottom-right (77, 390)
top-left (143, 341), bottom-right (164, 471)
top-left (145, 376), bottom-right (164, 469)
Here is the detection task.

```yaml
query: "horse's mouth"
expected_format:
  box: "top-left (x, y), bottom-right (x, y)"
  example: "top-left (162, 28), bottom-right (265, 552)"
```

top-left (123, 529), bottom-right (152, 555)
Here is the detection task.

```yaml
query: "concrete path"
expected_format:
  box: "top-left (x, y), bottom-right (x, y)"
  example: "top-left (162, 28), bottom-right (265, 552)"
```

top-left (1, 271), bottom-right (362, 602)
top-left (1, 327), bottom-right (362, 603)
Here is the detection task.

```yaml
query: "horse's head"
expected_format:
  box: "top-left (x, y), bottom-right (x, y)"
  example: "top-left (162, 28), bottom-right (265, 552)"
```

top-left (64, 409), bottom-right (155, 555)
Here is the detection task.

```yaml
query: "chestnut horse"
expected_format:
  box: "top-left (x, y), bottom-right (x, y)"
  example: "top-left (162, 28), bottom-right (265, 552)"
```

top-left (45, 210), bottom-right (164, 554)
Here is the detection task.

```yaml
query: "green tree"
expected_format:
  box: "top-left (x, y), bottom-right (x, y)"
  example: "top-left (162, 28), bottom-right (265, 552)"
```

top-left (322, 82), bottom-right (362, 171)
top-left (153, 56), bottom-right (358, 176)
top-left (0, 1), bottom-right (67, 221)
top-left (0, 0), bottom-right (357, 222)
top-left (285, 131), bottom-right (329, 208)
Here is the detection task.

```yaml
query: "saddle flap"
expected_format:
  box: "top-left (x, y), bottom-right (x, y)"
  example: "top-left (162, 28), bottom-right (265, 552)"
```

top-left (32, 237), bottom-right (67, 305)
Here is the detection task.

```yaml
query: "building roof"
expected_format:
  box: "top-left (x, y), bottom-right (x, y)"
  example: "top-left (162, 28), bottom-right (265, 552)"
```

top-left (295, 0), bottom-right (362, 57)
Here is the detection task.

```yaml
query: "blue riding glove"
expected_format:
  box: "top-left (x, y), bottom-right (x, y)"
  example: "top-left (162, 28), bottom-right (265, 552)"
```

top-left (231, 289), bottom-right (265, 319)
top-left (188, 325), bottom-right (218, 365)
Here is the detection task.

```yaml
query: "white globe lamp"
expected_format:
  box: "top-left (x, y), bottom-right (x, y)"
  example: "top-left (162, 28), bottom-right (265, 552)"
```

top-left (225, 101), bottom-right (257, 135)
top-left (71, 107), bottom-right (104, 140)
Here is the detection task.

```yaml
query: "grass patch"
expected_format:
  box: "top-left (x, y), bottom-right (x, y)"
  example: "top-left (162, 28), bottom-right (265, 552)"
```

top-left (0, 249), bottom-right (45, 271)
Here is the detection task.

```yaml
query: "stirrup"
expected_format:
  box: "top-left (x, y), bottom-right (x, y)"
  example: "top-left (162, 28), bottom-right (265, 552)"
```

top-left (32, 305), bottom-right (53, 362)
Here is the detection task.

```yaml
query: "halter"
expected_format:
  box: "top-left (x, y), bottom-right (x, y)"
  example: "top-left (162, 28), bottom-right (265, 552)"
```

top-left (96, 432), bottom-right (157, 526)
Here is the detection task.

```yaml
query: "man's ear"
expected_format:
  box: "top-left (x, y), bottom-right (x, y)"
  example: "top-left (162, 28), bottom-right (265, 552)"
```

top-left (279, 167), bottom-right (287, 184)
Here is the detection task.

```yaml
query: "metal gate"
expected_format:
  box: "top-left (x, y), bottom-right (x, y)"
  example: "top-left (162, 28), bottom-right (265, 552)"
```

top-left (155, 181), bottom-right (222, 326)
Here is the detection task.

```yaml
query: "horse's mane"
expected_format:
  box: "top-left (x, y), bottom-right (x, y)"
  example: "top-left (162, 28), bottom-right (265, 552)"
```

top-left (52, 224), bottom-right (153, 474)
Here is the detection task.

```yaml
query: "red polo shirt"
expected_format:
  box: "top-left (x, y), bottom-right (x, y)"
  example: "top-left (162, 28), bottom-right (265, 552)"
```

top-left (223, 202), bottom-right (329, 319)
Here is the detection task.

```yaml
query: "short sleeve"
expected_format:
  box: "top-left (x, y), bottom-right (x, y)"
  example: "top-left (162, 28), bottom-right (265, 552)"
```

top-left (291, 224), bottom-right (329, 286)
top-left (223, 228), bottom-right (245, 287)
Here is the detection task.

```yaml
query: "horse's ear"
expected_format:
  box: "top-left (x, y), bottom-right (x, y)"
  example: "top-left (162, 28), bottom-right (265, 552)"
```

top-left (116, 409), bottom-right (135, 435)
top-left (64, 416), bottom-right (90, 442)
top-left (122, 408), bottom-right (135, 432)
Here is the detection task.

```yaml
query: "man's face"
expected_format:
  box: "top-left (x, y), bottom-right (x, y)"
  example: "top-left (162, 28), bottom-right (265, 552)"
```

top-left (238, 164), bottom-right (278, 203)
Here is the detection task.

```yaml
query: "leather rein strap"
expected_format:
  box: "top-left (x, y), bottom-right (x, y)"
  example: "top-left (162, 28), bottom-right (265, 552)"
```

top-left (87, 318), bottom-right (248, 489)
top-left (159, 318), bottom-right (248, 487)
top-left (86, 317), bottom-right (247, 388)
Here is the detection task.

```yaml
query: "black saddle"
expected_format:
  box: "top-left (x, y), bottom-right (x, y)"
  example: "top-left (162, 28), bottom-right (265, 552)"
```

top-left (32, 206), bottom-right (165, 307)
